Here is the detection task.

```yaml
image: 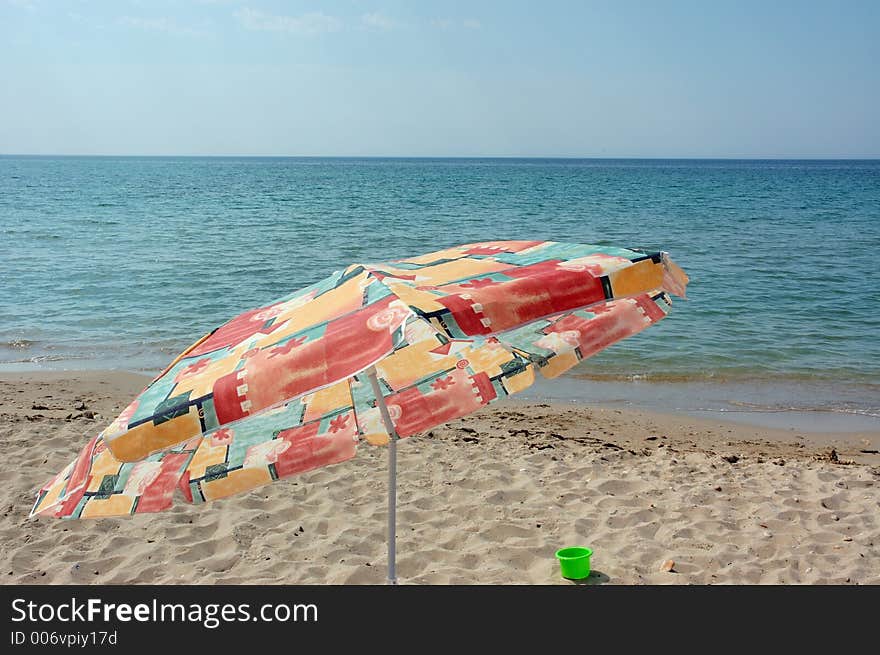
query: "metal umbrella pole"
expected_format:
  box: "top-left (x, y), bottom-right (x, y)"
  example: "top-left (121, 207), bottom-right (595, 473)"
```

top-left (366, 368), bottom-right (399, 585)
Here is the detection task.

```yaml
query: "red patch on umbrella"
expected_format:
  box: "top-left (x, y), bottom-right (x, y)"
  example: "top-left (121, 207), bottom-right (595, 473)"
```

top-left (267, 336), bottom-right (307, 359)
top-left (177, 470), bottom-right (193, 503)
top-left (66, 435), bottom-right (100, 496)
top-left (212, 297), bottom-right (403, 425)
top-left (328, 414), bottom-right (350, 433)
top-left (176, 357), bottom-right (211, 381)
top-left (187, 304), bottom-right (288, 357)
top-left (273, 419), bottom-right (357, 479)
top-left (545, 295), bottom-right (663, 360)
top-left (430, 375), bottom-right (455, 391)
top-left (134, 453), bottom-right (191, 514)
top-left (437, 262), bottom-right (605, 336)
top-left (458, 278), bottom-right (496, 289)
top-left (387, 370), bottom-right (496, 438)
top-left (211, 428), bottom-right (234, 447)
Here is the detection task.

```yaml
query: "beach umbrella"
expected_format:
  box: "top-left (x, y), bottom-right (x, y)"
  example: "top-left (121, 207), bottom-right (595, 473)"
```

top-left (31, 240), bottom-right (688, 583)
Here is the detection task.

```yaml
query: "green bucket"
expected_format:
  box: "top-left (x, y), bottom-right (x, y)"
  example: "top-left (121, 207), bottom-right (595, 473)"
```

top-left (555, 546), bottom-right (592, 580)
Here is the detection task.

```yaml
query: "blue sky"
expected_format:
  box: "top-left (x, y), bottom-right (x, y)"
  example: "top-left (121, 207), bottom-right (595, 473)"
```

top-left (1, 0), bottom-right (878, 157)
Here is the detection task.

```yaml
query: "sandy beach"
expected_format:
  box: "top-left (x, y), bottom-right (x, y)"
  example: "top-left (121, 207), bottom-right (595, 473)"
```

top-left (1, 371), bottom-right (878, 585)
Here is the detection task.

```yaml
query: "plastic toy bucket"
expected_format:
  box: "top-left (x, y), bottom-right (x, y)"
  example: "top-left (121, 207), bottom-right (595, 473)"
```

top-left (555, 547), bottom-right (592, 580)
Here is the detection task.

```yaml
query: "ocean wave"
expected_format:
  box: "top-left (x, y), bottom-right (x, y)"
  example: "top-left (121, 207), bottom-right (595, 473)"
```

top-left (688, 403), bottom-right (880, 419)
top-left (2, 353), bottom-right (90, 363)
top-left (2, 339), bottom-right (36, 349)
top-left (568, 369), bottom-right (880, 388)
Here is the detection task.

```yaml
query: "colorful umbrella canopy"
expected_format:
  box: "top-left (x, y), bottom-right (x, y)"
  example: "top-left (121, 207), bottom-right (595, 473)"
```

top-left (31, 240), bottom-right (688, 582)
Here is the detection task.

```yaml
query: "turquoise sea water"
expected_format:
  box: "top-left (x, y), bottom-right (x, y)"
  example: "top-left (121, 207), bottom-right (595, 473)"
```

top-left (2, 156), bottom-right (878, 425)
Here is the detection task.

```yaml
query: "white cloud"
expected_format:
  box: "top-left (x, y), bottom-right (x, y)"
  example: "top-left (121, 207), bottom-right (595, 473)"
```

top-left (235, 8), bottom-right (341, 34)
top-left (7, 0), bottom-right (36, 10)
top-left (463, 19), bottom-right (481, 30)
top-left (119, 16), bottom-right (206, 37)
top-left (361, 13), bottom-right (399, 31)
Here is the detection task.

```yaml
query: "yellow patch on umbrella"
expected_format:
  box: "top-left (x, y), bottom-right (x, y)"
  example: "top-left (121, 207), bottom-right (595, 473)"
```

top-left (85, 450), bottom-right (126, 491)
top-left (79, 495), bottom-right (136, 518)
top-left (501, 366), bottom-right (536, 394)
top-left (538, 351), bottom-right (581, 379)
top-left (201, 468), bottom-right (273, 502)
top-left (608, 259), bottom-right (664, 298)
top-left (185, 441), bottom-right (229, 480)
top-left (461, 343), bottom-right (516, 377)
top-left (381, 281), bottom-right (445, 313)
top-left (106, 409), bottom-right (201, 462)
top-left (301, 380), bottom-right (355, 423)
top-left (392, 258), bottom-right (509, 286)
top-left (378, 342), bottom-right (457, 390)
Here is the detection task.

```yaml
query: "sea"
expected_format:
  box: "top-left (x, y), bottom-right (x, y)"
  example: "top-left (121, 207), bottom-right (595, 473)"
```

top-left (2, 156), bottom-right (878, 431)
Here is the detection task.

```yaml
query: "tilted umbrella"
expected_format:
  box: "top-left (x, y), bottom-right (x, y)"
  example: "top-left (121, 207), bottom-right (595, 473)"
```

top-left (31, 241), bottom-right (688, 583)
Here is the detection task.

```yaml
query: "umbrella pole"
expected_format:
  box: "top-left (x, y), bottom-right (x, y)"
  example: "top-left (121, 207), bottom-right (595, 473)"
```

top-left (366, 369), bottom-right (398, 586)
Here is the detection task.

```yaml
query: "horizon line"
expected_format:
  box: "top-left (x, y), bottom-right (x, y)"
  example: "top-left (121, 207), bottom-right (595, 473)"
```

top-left (2, 153), bottom-right (880, 161)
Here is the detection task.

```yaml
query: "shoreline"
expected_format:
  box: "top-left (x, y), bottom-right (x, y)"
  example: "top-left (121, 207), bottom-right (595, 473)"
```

top-left (519, 375), bottom-right (880, 434)
top-left (1, 371), bottom-right (878, 584)
top-left (3, 371), bottom-right (878, 464)
top-left (3, 367), bottom-right (879, 433)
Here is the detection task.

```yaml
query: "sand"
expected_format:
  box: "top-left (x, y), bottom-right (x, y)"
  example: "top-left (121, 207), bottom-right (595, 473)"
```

top-left (1, 371), bottom-right (878, 585)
